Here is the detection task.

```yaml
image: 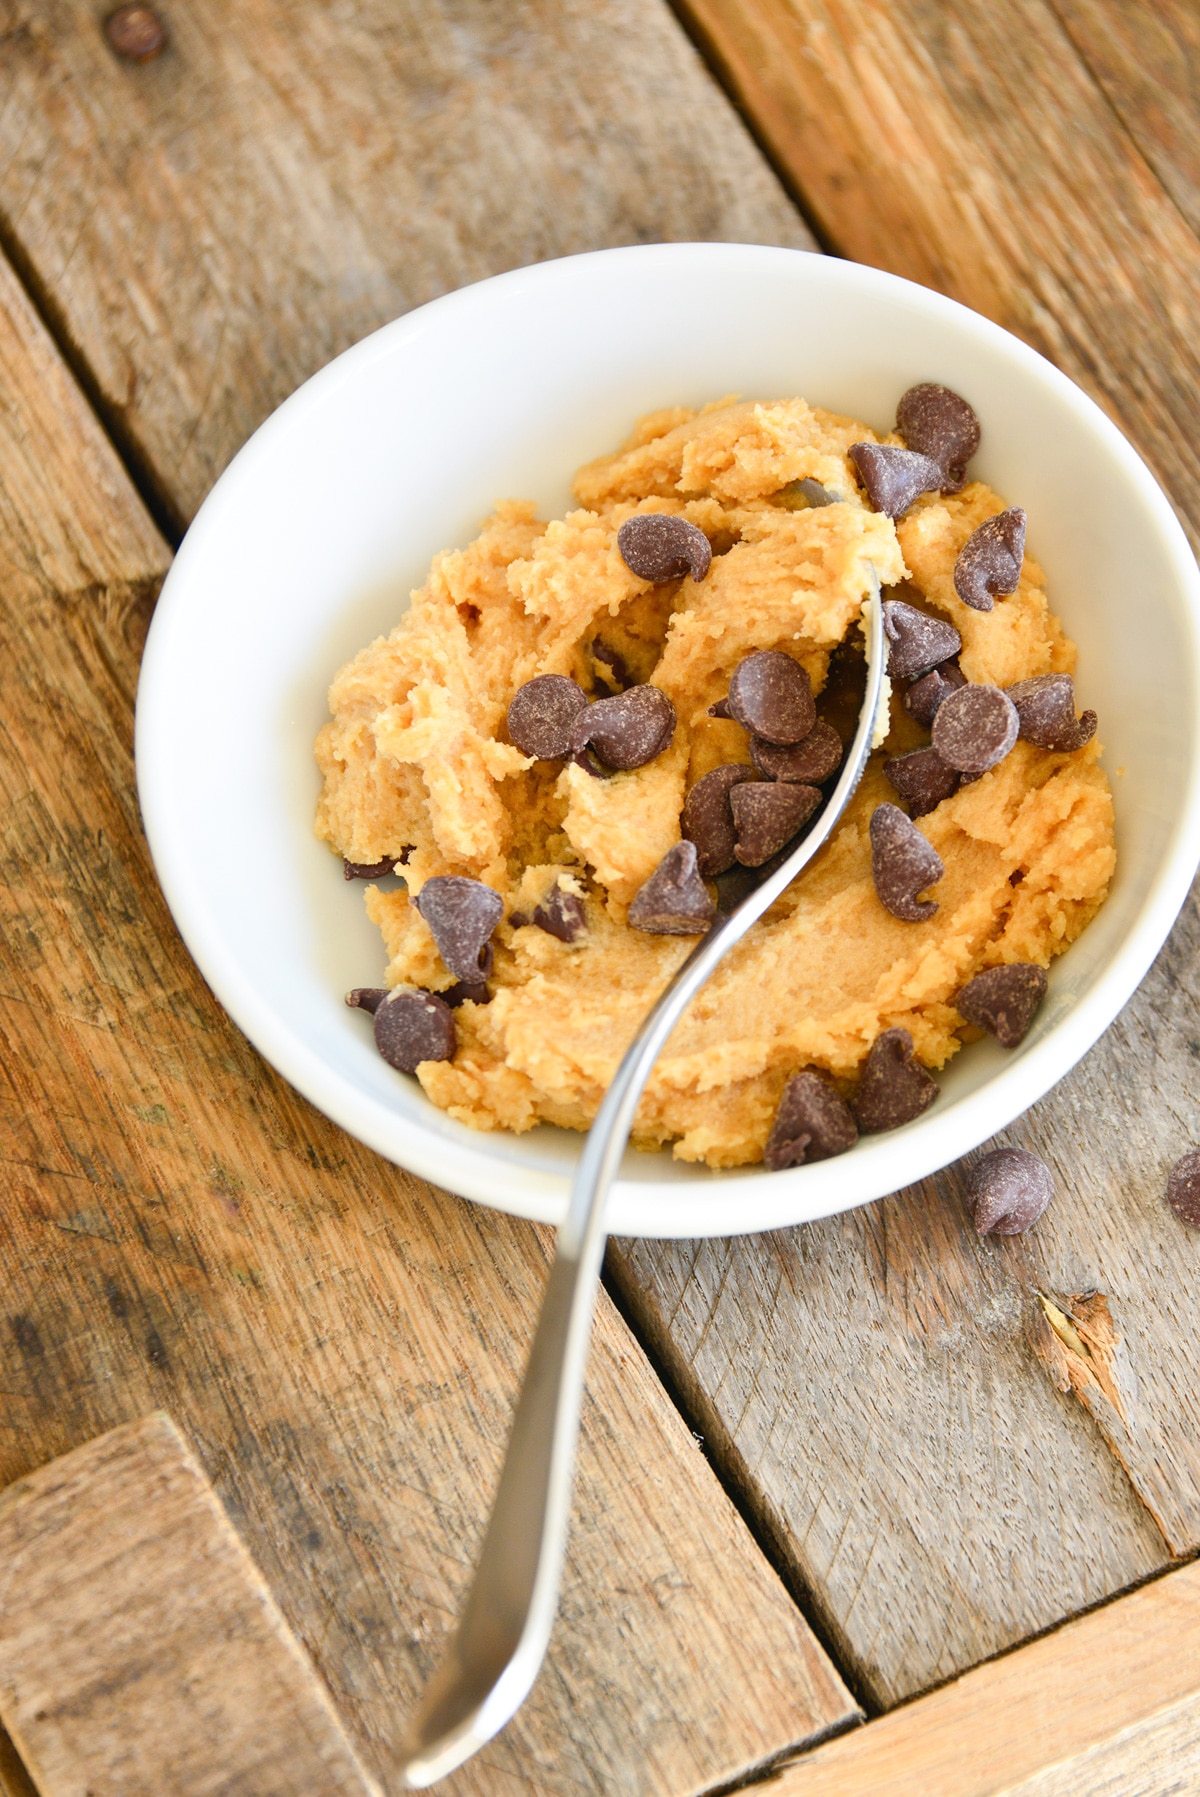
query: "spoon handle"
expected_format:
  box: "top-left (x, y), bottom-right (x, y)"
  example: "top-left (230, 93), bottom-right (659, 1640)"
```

top-left (400, 577), bottom-right (886, 1788)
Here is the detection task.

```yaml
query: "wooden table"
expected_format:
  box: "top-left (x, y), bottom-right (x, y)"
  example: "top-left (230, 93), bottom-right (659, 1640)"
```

top-left (2, 2), bottom-right (1200, 1791)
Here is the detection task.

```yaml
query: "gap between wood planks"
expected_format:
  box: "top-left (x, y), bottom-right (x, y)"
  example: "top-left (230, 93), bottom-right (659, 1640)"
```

top-left (0, 209), bottom-right (184, 551)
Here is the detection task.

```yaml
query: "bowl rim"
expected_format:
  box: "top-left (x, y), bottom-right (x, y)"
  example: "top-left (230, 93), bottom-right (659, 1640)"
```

top-left (136, 241), bottom-right (1200, 1239)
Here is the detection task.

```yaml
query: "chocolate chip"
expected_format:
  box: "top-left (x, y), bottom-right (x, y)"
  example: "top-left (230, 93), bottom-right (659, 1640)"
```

top-left (904, 660), bottom-right (966, 726)
top-left (883, 746), bottom-right (960, 817)
top-left (628, 840), bottom-right (716, 935)
top-left (931, 683), bottom-right (1019, 773)
top-left (711, 863), bottom-right (765, 916)
top-left (373, 989), bottom-right (456, 1074)
top-left (731, 781), bottom-right (822, 866)
top-left (883, 601), bottom-right (962, 681)
top-left (750, 719), bottom-right (843, 784)
top-left (346, 987), bottom-right (387, 1014)
top-left (956, 963), bottom-right (1047, 1047)
top-left (1167, 1148), bottom-right (1200, 1228)
top-left (852, 1028), bottom-right (938, 1132)
top-left (532, 881), bottom-right (587, 942)
top-left (507, 674), bottom-right (589, 760)
top-left (617, 513), bottom-right (712, 583)
top-left (591, 641), bottom-right (632, 690)
top-left (870, 803), bottom-right (944, 922)
top-left (849, 443), bottom-right (945, 518)
top-left (967, 1147), bottom-right (1053, 1235)
top-left (954, 509), bottom-right (1026, 612)
top-left (414, 876), bottom-right (504, 981)
top-left (572, 745), bottom-right (614, 779)
top-left (726, 651), bottom-right (816, 745)
top-left (343, 856), bottom-right (399, 881)
top-left (895, 384), bottom-right (980, 491)
top-left (802, 478), bottom-right (838, 506)
top-left (708, 697), bottom-right (732, 719)
top-left (441, 978), bottom-right (491, 1007)
top-left (1005, 673), bottom-right (1097, 752)
top-left (104, 3), bottom-right (167, 60)
top-left (682, 765), bottom-right (754, 876)
top-left (578, 684), bottom-right (676, 770)
top-left (764, 1071), bottom-right (859, 1170)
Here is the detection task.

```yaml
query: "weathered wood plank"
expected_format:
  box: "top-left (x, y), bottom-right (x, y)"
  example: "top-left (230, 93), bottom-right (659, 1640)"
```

top-left (608, 0), bottom-right (1200, 1707)
top-left (0, 247), bottom-right (855, 1792)
top-left (0, 1415), bottom-right (379, 1797)
top-left (676, 0), bottom-right (1200, 549)
top-left (1051, 0), bottom-right (1200, 243)
top-left (771, 1556), bottom-right (1200, 1796)
top-left (0, 0), bottom-right (810, 528)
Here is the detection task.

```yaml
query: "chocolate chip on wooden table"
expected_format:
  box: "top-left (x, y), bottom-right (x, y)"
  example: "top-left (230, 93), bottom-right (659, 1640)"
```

top-left (904, 660), bottom-right (966, 726)
top-left (506, 674), bottom-right (588, 759)
top-left (848, 442), bottom-right (945, 518)
top-left (967, 1147), bottom-right (1053, 1235)
top-left (954, 508), bottom-right (1026, 611)
top-left (682, 764), bottom-right (754, 876)
top-left (577, 684), bottom-right (676, 770)
top-left (883, 600), bottom-right (962, 681)
top-left (730, 781), bottom-right (822, 866)
top-left (532, 880), bottom-right (587, 942)
top-left (870, 803), bottom-right (944, 921)
top-left (764, 1070), bottom-right (858, 1170)
top-left (345, 987), bottom-right (387, 1013)
top-left (627, 841), bottom-right (716, 935)
top-left (750, 719), bottom-right (843, 784)
top-left (956, 963), bottom-right (1047, 1047)
top-left (883, 746), bottom-right (959, 817)
top-left (931, 683), bottom-right (1019, 774)
top-left (895, 384), bottom-right (981, 491)
top-left (104, 4), bottom-right (168, 61)
top-left (617, 513), bottom-right (712, 583)
top-left (1005, 673), bottom-right (1097, 752)
top-left (1167, 1149), bottom-right (1200, 1228)
top-left (726, 651), bottom-right (816, 744)
top-left (372, 989), bottom-right (456, 1074)
top-left (414, 875), bottom-right (504, 981)
top-left (852, 1028), bottom-right (938, 1131)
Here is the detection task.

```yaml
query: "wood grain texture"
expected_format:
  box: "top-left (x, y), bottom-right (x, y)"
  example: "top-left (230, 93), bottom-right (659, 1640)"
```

top-left (0, 1414), bottom-right (378, 1797)
top-left (0, 0), bottom-right (810, 528)
top-left (675, 0), bottom-right (1200, 549)
top-left (0, 247), bottom-right (855, 1793)
top-left (1051, 0), bottom-right (1200, 243)
top-left (770, 1556), bottom-right (1200, 1796)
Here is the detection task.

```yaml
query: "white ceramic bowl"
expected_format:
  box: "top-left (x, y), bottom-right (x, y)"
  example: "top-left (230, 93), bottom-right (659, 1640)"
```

top-left (136, 243), bottom-right (1200, 1239)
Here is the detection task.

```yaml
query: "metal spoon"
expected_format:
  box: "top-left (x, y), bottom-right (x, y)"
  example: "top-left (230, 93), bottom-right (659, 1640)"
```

top-left (400, 574), bottom-right (887, 1788)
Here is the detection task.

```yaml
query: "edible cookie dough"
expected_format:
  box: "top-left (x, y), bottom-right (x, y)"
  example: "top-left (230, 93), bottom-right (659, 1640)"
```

top-left (315, 393), bottom-right (1114, 1167)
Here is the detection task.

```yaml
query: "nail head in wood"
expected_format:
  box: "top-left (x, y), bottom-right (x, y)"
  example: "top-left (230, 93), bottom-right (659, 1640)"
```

top-left (103, 5), bottom-right (168, 62)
